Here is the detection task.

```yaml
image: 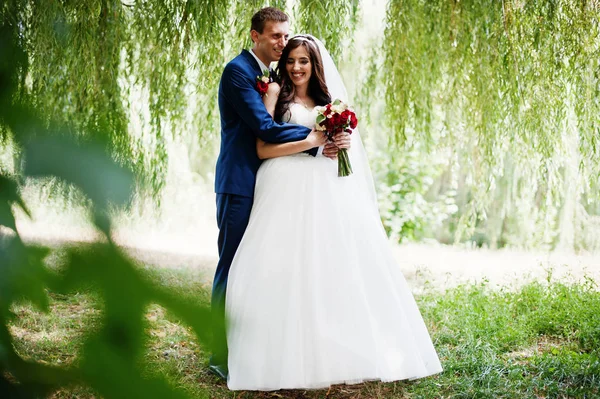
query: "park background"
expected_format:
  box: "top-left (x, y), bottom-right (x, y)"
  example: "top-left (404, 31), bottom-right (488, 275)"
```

top-left (1, 0), bottom-right (599, 398)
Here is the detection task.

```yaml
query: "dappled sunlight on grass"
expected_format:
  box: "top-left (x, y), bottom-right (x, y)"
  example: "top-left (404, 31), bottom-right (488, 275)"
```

top-left (9, 293), bottom-right (101, 366)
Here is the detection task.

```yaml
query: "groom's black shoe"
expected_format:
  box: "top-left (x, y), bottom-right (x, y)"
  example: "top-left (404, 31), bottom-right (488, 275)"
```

top-left (208, 363), bottom-right (228, 381)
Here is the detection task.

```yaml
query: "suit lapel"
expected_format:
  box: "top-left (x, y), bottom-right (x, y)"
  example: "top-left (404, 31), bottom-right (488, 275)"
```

top-left (240, 50), bottom-right (263, 78)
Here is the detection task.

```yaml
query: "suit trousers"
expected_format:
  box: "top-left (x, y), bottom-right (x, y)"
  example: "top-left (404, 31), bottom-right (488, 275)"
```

top-left (211, 193), bottom-right (253, 365)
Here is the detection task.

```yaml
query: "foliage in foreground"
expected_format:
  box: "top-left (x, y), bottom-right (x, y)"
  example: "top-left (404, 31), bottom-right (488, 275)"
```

top-left (0, 18), bottom-right (213, 398)
top-left (8, 270), bottom-right (600, 399)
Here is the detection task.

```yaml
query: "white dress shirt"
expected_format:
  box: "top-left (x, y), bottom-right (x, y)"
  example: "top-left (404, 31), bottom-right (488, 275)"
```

top-left (249, 49), bottom-right (270, 74)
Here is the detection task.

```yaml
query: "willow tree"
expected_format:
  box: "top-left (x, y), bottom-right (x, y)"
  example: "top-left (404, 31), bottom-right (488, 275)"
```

top-left (1, 0), bottom-right (599, 249)
top-left (377, 0), bottom-right (600, 249)
top-left (1, 0), bottom-right (359, 191)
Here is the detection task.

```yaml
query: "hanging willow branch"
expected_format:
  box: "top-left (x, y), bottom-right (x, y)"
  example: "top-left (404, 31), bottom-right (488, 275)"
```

top-left (1, 0), bottom-right (359, 193)
top-left (379, 0), bottom-right (600, 247)
top-left (294, 0), bottom-right (360, 63)
top-left (1, 0), bottom-right (598, 248)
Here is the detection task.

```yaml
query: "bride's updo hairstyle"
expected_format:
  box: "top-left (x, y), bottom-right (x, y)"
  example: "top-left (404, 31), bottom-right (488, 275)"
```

top-left (275, 35), bottom-right (331, 122)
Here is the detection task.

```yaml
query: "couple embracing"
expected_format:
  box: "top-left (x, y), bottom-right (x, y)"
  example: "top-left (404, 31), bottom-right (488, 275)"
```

top-left (211, 7), bottom-right (442, 391)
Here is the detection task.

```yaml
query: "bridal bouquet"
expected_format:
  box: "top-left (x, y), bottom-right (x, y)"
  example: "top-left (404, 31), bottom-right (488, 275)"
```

top-left (315, 99), bottom-right (358, 177)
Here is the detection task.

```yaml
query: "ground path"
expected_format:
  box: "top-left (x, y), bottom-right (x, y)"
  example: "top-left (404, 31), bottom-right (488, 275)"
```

top-left (16, 218), bottom-right (599, 293)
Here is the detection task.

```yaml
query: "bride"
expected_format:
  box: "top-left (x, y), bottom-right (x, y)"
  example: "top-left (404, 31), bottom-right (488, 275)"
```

top-left (225, 34), bottom-right (442, 391)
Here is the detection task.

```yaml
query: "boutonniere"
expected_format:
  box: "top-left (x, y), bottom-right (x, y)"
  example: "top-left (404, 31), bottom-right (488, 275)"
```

top-left (256, 70), bottom-right (271, 97)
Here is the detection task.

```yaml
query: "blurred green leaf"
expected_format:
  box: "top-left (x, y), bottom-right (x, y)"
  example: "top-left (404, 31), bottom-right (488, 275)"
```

top-left (23, 136), bottom-right (133, 211)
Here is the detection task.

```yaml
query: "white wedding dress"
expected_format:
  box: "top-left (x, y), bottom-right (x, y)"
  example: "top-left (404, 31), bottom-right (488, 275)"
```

top-left (225, 103), bottom-right (443, 391)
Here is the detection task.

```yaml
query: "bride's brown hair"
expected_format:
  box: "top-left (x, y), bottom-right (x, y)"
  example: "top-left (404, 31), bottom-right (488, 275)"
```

top-left (274, 35), bottom-right (331, 122)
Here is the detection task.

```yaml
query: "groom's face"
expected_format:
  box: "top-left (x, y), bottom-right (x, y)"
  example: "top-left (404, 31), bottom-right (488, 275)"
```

top-left (252, 21), bottom-right (290, 64)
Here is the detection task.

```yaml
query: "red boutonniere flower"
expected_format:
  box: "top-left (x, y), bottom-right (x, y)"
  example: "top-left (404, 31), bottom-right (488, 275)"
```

top-left (256, 70), bottom-right (271, 97)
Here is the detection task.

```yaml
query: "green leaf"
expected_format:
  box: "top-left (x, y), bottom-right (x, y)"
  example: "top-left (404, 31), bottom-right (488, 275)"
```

top-left (0, 175), bottom-right (30, 232)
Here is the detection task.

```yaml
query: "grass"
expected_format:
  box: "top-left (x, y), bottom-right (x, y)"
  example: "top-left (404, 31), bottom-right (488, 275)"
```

top-left (8, 267), bottom-right (600, 399)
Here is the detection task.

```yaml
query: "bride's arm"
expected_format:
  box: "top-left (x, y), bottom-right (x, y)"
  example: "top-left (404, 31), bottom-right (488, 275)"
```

top-left (257, 130), bottom-right (326, 160)
top-left (257, 82), bottom-right (325, 160)
top-left (263, 82), bottom-right (279, 118)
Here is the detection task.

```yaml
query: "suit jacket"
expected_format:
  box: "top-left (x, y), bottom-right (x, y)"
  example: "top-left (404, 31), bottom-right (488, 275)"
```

top-left (215, 50), bottom-right (317, 198)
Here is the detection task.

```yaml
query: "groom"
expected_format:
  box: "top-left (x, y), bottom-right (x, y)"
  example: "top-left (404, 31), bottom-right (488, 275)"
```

top-left (210, 7), bottom-right (341, 379)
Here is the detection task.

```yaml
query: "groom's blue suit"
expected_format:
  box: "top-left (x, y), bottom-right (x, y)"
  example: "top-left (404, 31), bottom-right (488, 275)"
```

top-left (212, 49), bottom-right (317, 365)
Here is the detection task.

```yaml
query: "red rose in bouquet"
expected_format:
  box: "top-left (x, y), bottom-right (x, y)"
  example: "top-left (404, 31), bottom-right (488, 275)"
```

top-left (315, 99), bottom-right (358, 177)
top-left (341, 109), bottom-right (351, 122)
top-left (331, 112), bottom-right (343, 127)
top-left (349, 113), bottom-right (358, 129)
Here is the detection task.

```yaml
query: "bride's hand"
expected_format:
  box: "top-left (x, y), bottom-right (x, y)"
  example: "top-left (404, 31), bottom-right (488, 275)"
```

top-left (266, 82), bottom-right (280, 97)
top-left (333, 132), bottom-right (352, 149)
top-left (306, 129), bottom-right (327, 147)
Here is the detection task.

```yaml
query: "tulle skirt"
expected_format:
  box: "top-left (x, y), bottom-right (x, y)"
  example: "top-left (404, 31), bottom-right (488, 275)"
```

top-left (225, 154), bottom-right (442, 391)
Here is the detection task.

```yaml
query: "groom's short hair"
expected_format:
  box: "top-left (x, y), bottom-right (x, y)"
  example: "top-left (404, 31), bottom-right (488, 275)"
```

top-left (251, 7), bottom-right (288, 33)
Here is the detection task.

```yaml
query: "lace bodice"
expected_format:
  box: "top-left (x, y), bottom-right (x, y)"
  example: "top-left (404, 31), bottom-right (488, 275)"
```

top-left (285, 103), bottom-right (318, 129)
